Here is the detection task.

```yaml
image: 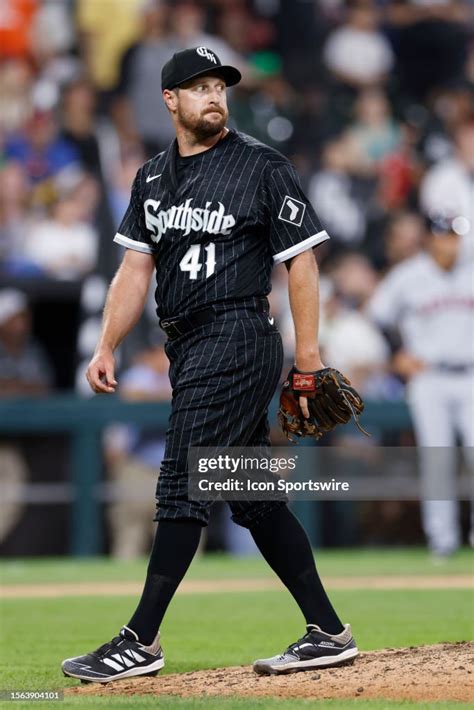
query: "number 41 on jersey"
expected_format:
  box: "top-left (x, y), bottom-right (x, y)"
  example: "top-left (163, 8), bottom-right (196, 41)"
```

top-left (179, 243), bottom-right (216, 280)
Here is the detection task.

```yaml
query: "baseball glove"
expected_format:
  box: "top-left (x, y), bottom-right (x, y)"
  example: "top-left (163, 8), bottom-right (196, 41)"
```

top-left (278, 366), bottom-right (369, 441)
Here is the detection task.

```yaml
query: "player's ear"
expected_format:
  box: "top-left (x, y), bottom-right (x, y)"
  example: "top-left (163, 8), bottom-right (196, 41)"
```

top-left (163, 89), bottom-right (178, 113)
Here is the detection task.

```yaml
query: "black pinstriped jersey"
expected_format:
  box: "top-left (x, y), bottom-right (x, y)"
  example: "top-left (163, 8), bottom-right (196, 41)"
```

top-left (115, 130), bottom-right (329, 319)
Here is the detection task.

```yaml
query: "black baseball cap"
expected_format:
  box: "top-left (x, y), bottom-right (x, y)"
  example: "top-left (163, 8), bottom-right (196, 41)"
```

top-left (161, 47), bottom-right (241, 91)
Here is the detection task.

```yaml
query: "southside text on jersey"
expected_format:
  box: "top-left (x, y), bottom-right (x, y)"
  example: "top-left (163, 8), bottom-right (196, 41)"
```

top-left (144, 198), bottom-right (236, 243)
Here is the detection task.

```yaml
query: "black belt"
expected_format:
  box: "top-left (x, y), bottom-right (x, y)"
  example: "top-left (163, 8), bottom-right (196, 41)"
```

top-left (159, 298), bottom-right (269, 340)
top-left (433, 362), bottom-right (474, 374)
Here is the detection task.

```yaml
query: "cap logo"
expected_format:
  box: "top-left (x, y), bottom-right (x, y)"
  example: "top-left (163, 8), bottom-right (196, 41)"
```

top-left (197, 47), bottom-right (217, 64)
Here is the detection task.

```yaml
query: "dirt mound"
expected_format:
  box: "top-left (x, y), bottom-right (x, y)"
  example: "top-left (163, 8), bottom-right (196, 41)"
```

top-left (65, 641), bottom-right (473, 702)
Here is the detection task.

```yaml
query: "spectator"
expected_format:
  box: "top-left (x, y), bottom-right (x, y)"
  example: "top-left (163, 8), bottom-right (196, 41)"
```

top-left (30, 0), bottom-right (79, 90)
top-left (59, 77), bottom-right (123, 278)
top-left (76, 0), bottom-right (143, 94)
top-left (215, 3), bottom-right (275, 56)
top-left (322, 299), bottom-right (390, 397)
top-left (343, 89), bottom-right (413, 256)
top-left (420, 118), bottom-right (474, 256)
top-left (272, 0), bottom-right (326, 89)
top-left (22, 169), bottom-right (99, 280)
top-left (229, 53), bottom-right (299, 153)
top-left (105, 95), bottom-right (144, 168)
top-left (0, 0), bottom-right (38, 61)
top-left (0, 59), bottom-right (34, 135)
top-left (60, 79), bottom-right (103, 178)
top-left (320, 254), bottom-right (389, 395)
top-left (326, 251), bottom-right (380, 312)
top-left (323, 1), bottom-right (394, 89)
top-left (31, 0), bottom-right (75, 60)
top-left (0, 289), bottom-right (53, 394)
top-left (0, 288), bottom-right (53, 546)
top-left (416, 84), bottom-right (473, 167)
top-left (0, 162), bottom-right (33, 272)
top-left (346, 89), bottom-right (402, 175)
top-left (308, 135), bottom-right (366, 248)
top-left (376, 124), bottom-right (416, 213)
top-left (389, 0), bottom-right (469, 102)
top-left (115, 1), bottom-right (179, 156)
top-left (383, 211), bottom-right (424, 270)
top-left (169, 1), bottom-right (245, 70)
top-left (4, 109), bottom-right (79, 185)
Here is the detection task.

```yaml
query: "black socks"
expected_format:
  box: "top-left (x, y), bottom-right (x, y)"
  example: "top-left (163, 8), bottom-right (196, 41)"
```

top-left (127, 519), bottom-right (202, 645)
top-left (249, 505), bottom-right (344, 635)
top-left (128, 507), bottom-right (343, 645)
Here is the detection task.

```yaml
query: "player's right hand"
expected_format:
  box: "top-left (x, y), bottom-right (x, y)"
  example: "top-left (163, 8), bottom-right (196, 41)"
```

top-left (86, 350), bottom-right (118, 394)
top-left (392, 350), bottom-right (426, 380)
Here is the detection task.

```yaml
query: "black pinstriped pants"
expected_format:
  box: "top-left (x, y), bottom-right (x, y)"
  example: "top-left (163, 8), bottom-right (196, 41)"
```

top-left (154, 307), bottom-right (285, 527)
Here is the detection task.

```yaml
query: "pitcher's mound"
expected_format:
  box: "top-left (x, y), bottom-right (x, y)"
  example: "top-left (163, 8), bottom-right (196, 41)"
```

top-left (65, 641), bottom-right (473, 702)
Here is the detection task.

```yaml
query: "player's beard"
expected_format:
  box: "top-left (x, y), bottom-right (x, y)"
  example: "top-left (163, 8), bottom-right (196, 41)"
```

top-left (177, 105), bottom-right (228, 140)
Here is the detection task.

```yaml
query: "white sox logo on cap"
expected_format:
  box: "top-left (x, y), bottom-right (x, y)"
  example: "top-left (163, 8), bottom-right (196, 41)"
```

top-left (161, 47), bottom-right (241, 90)
top-left (197, 47), bottom-right (217, 64)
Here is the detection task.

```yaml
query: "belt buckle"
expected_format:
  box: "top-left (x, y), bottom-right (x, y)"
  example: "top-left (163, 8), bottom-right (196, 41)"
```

top-left (160, 317), bottom-right (182, 339)
top-left (160, 315), bottom-right (180, 329)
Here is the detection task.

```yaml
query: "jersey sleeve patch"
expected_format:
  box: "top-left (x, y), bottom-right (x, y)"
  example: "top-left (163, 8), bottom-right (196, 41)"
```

top-left (278, 196), bottom-right (306, 227)
top-left (266, 161), bottom-right (330, 262)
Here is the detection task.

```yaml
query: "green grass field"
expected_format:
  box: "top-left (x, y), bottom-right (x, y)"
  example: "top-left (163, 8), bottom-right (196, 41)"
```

top-left (2, 547), bottom-right (473, 584)
top-left (1, 549), bottom-right (473, 709)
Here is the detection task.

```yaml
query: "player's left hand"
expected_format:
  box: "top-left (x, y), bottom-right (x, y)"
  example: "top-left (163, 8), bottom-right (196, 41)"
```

top-left (295, 356), bottom-right (325, 420)
top-left (278, 366), bottom-right (369, 441)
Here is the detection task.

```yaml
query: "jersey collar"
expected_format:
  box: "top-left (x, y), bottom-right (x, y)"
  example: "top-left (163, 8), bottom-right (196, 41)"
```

top-left (159, 130), bottom-right (236, 195)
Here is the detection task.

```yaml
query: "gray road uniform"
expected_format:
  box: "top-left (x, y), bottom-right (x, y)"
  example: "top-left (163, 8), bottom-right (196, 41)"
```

top-left (368, 252), bottom-right (474, 554)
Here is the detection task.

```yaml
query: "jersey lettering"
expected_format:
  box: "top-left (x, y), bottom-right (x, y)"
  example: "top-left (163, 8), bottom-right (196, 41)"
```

top-left (144, 198), bottom-right (235, 243)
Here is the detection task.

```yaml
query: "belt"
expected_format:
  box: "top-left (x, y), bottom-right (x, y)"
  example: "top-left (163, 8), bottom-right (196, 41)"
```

top-left (159, 297), bottom-right (269, 340)
top-left (433, 362), bottom-right (474, 374)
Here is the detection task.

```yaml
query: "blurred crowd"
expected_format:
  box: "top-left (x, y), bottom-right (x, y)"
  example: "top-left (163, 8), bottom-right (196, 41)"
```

top-left (1, 0), bottom-right (473, 555)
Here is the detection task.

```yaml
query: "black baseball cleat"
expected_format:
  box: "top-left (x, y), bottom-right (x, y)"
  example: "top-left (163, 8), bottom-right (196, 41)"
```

top-left (253, 623), bottom-right (358, 675)
top-left (61, 626), bottom-right (164, 683)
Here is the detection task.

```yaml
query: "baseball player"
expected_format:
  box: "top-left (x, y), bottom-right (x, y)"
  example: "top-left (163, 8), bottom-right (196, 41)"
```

top-left (61, 47), bottom-right (358, 683)
top-left (368, 214), bottom-right (474, 557)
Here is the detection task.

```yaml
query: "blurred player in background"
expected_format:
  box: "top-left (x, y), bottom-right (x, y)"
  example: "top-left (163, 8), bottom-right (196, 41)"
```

top-left (369, 214), bottom-right (474, 558)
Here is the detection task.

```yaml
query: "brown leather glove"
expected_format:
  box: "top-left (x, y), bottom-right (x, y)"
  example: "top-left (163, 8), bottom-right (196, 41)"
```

top-left (278, 366), bottom-right (368, 441)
